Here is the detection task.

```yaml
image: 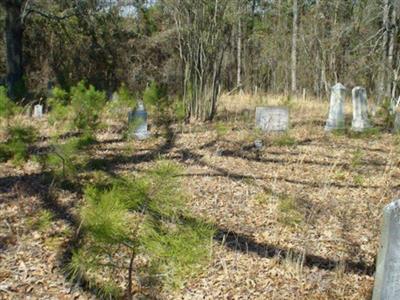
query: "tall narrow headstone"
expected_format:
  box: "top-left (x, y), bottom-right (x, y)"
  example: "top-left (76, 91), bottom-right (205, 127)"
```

top-left (325, 83), bottom-right (346, 131)
top-left (255, 106), bottom-right (289, 132)
top-left (373, 199), bottom-right (400, 300)
top-left (351, 87), bottom-right (371, 132)
top-left (128, 102), bottom-right (149, 140)
top-left (33, 104), bottom-right (43, 118)
top-left (394, 111), bottom-right (400, 133)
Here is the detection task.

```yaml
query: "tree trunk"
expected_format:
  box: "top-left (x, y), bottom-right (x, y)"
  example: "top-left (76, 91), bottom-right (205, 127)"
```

top-left (377, 0), bottom-right (390, 103)
top-left (291, 0), bottom-right (298, 95)
top-left (388, 6), bottom-right (397, 99)
top-left (4, 0), bottom-right (24, 99)
top-left (236, 3), bottom-right (242, 90)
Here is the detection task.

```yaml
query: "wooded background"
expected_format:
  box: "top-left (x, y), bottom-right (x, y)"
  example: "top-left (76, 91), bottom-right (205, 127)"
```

top-left (0, 0), bottom-right (399, 119)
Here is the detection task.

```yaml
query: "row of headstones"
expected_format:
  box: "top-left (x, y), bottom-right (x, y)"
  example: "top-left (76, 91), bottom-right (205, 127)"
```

top-left (325, 83), bottom-right (371, 132)
top-left (255, 83), bottom-right (400, 133)
top-left (29, 101), bottom-right (149, 140)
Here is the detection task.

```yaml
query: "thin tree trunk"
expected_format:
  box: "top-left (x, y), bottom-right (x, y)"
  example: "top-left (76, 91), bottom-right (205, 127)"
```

top-left (388, 6), bottom-right (397, 98)
top-left (4, 0), bottom-right (24, 99)
top-left (291, 0), bottom-right (298, 95)
top-left (237, 9), bottom-right (242, 90)
top-left (378, 0), bottom-right (390, 103)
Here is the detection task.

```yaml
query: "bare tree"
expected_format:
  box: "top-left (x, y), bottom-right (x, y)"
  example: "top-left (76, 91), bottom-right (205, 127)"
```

top-left (291, 0), bottom-right (298, 95)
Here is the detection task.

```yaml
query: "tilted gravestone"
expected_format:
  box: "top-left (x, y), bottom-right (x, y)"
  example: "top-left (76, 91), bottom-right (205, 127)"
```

top-left (255, 106), bottom-right (289, 132)
top-left (373, 199), bottom-right (400, 300)
top-left (351, 86), bottom-right (371, 132)
top-left (128, 102), bottom-right (149, 140)
top-left (325, 83), bottom-right (346, 131)
top-left (33, 104), bottom-right (43, 118)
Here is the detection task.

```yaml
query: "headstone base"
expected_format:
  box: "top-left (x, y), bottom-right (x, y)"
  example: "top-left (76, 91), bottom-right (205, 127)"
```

top-left (351, 119), bottom-right (371, 132)
top-left (325, 119), bottom-right (345, 131)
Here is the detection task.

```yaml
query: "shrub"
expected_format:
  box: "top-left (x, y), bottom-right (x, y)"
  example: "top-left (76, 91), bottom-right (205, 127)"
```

top-left (70, 81), bottom-right (106, 135)
top-left (48, 86), bottom-right (70, 126)
top-left (117, 84), bottom-right (136, 107)
top-left (143, 81), bottom-right (171, 127)
top-left (0, 86), bottom-right (19, 120)
top-left (377, 98), bottom-right (395, 129)
top-left (35, 134), bottom-right (95, 185)
top-left (69, 161), bottom-right (214, 298)
top-left (0, 125), bottom-right (37, 164)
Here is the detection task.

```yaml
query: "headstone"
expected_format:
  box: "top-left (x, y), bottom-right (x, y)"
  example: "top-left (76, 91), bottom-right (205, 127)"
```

top-left (33, 104), bottom-right (43, 118)
top-left (394, 111), bottom-right (400, 133)
top-left (372, 199), bottom-right (400, 300)
top-left (325, 83), bottom-right (346, 131)
top-left (351, 86), bottom-right (371, 132)
top-left (128, 102), bottom-right (149, 140)
top-left (111, 91), bottom-right (119, 102)
top-left (254, 139), bottom-right (263, 150)
top-left (255, 106), bottom-right (289, 132)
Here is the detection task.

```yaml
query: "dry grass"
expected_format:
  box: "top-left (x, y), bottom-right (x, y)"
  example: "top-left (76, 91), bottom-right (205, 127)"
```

top-left (1, 92), bottom-right (397, 299)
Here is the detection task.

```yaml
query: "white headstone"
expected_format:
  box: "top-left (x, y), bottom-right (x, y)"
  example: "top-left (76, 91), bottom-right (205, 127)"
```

top-left (111, 92), bottom-right (119, 102)
top-left (351, 87), bottom-right (371, 132)
top-left (255, 106), bottom-right (289, 132)
top-left (128, 102), bottom-right (149, 140)
top-left (373, 199), bottom-right (400, 300)
top-left (33, 104), bottom-right (43, 118)
top-left (325, 83), bottom-right (346, 131)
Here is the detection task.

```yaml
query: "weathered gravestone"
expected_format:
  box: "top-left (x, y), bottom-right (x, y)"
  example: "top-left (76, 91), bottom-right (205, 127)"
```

top-left (351, 86), bottom-right (371, 132)
top-left (33, 104), bottom-right (43, 118)
top-left (128, 102), bottom-right (149, 140)
top-left (325, 83), bottom-right (346, 131)
top-left (255, 106), bottom-right (289, 132)
top-left (394, 111), bottom-right (400, 133)
top-left (373, 199), bottom-right (400, 300)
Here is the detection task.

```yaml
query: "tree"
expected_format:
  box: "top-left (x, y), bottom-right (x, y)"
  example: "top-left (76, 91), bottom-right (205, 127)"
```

top-left (291, 0), bottom-right (298, 95)
top-left (1, 0), bottom-right (24, 99)
top-left (167, 0), bottom-right (233, 121)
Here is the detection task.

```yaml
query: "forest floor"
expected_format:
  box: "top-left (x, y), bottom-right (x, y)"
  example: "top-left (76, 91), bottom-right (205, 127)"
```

top-left (1, 94), bottom-right (399, 299)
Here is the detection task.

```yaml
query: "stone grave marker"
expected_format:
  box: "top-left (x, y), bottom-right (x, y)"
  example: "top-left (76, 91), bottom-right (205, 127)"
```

top-left (128, 102), bottom-right (149, 140)
top-left (373, 199), bottom-right (400, 300)
top-left (394, 111), bottom-right (400, 133)
top-left (255, 106), bottom-right (289, 132)
top-left (325, 83), bottom-right (346, 131)
top-left (33, 104), bottom-right (43, 118)
top-left (351, 86), bottom-right (371, 132)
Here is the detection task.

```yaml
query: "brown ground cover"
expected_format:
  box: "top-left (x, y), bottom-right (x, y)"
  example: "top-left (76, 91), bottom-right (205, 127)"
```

top-left (1, 94), bottom-right (398, 299)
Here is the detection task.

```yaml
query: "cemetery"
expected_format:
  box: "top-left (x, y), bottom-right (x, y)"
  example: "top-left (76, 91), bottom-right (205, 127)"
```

top-left (1, 85), bottom-right (400, 299)
top-left (0, 1), bottom-right (400, 299)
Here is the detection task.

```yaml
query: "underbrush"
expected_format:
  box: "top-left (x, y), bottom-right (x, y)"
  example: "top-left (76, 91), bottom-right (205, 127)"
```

top-left (68, 161), bottom-right (214, 298)
top-left (0, 125), bottom-right (37, 164)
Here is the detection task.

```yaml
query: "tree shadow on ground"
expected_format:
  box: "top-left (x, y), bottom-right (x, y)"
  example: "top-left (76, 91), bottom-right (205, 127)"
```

top-left (0, 126), bottom-right (381, 297)
top-left (173, 148), bottom-right (384, 190)
top-left (214, 228), bottom-right (375, 276)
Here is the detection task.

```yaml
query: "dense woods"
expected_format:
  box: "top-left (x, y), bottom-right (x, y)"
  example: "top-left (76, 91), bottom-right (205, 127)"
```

top-left (0, 0), bottom-right (399, 117)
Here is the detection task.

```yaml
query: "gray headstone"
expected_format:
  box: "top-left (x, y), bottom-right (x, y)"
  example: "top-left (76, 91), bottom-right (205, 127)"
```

top-left (373, 199), bottom-right (400, 300)
top-left (394, 111), bottom-right (400, 133)
top-left (255, 106), bottom-right (289, 132)
top-left (128, 102), bottom-right (149, 140)
top-left (254, 139), bottom-right (263, 150)
top-left (351, 87), bottom-right (371, 132)
top-left (325, 83), bottom-right (346, 131)
top-left (33, 104), bottom-right (43, 118)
